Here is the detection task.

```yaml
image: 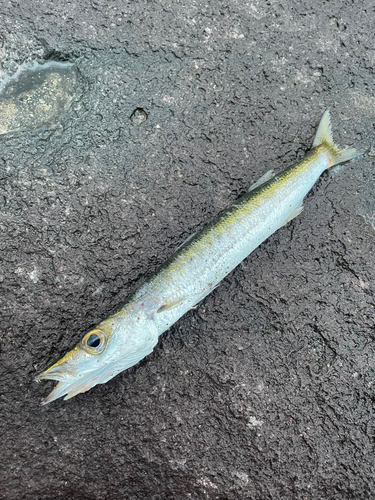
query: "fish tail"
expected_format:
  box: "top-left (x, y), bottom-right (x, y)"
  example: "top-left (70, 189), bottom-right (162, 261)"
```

top-left (312, 109), bottom-right (362, 167)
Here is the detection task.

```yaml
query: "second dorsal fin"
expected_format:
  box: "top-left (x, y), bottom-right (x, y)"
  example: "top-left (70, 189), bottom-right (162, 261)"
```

top-left (248, 169), bottom-right (275, 192)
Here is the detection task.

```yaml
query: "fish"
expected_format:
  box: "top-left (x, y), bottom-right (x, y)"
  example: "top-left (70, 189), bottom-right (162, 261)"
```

top-left (36, 110), bottom-right (360, 404)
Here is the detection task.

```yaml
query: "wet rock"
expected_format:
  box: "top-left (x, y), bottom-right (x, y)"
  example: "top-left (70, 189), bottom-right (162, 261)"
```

top-left (0, 0), bottom-right (375, 499)
top-left (0, 61), bottom-right (76, 134)
top-left (130, 107), bottom-right (148, 125)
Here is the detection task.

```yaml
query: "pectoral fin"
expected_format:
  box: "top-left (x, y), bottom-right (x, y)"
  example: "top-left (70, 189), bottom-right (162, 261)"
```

top-left (157, 288), bottom-right (211, 314)
top-left (157, 298), bottom-right (185, 313)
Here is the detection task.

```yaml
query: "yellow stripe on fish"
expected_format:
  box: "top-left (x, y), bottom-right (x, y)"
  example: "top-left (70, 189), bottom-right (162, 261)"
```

top-left (36, 110), bottom-right (361, 404)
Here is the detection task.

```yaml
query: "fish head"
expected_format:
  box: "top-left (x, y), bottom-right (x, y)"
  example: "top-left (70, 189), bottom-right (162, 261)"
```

top-left (36, 308), bottom-right (159, 405)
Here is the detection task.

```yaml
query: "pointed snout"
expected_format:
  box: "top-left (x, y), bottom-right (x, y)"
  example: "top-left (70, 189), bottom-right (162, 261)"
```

top-left (35, 364), bottom-right (70, 383)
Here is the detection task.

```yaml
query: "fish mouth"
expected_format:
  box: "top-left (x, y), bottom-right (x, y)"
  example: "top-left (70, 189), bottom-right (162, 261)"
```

top-left (36, 364), bottom-right (71, 383)
top-left (36, 362), bottom-right (116, 405)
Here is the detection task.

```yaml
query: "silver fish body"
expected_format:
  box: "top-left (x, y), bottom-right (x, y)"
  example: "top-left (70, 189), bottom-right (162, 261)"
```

top-left (36, 110), bottom-right (360, 404)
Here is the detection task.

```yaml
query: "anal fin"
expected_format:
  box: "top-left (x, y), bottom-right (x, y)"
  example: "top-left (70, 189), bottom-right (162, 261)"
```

top-left (279, 201), bottom-right (304, 228)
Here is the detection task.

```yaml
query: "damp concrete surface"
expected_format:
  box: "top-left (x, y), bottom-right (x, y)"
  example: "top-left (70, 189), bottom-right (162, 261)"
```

top-left (0, 1), bottom-right (375, 499)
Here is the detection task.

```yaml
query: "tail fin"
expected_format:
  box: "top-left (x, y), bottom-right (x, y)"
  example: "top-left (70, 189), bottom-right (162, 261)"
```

top-left (313, 110), bottom-right (361, 167)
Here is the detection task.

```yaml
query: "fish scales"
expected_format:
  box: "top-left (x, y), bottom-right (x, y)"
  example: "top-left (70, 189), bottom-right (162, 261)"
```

top-left (36, 111), bottom-right (360, 404)
top-left (141, 149), bottom-right (328, 334)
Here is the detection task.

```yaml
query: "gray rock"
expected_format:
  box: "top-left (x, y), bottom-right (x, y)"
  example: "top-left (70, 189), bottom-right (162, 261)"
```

top-left (0, 0), bottom-right (374, 499)
top-left (0, 61), bottom-right (76, 135)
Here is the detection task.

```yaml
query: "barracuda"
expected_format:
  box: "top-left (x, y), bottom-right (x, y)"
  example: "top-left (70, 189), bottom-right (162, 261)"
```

top-left (36, 110), bottom-right (360, 404)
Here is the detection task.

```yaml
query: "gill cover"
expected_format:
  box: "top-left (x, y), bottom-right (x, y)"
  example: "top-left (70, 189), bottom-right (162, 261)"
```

top-left (36, 310), bottom-right (159, 405)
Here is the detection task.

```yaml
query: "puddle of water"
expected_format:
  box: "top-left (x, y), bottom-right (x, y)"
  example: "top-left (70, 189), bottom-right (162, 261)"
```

top-left (0, 61), bottom-right (76, 135)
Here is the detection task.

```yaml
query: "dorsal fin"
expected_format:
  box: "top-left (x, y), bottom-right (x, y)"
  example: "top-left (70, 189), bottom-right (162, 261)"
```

top-left (248, 169), bottom-right (275, 192)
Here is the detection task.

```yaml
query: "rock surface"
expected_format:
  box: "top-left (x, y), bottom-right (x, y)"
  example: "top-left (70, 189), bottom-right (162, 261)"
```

top-left (0, 62), bottom-right (76, 135)
top-left (0, 1), bottom-right (374, 499)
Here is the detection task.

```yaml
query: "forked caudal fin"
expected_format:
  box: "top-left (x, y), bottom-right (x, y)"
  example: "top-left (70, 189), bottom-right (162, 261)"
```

top-left (313, 109), bottom-right (362, 167)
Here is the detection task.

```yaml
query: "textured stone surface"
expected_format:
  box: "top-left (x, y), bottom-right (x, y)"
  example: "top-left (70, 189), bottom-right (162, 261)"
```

top-left (0, 61), bottom-right (76, 135)
top-left (0, 1), bottom-right (374, 499)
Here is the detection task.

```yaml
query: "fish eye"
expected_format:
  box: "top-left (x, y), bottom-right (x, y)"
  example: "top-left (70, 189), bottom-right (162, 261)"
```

top-left (82, 329), bottom-right (106, 353)
top-left (87, 333), bottom-right (101, 347)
